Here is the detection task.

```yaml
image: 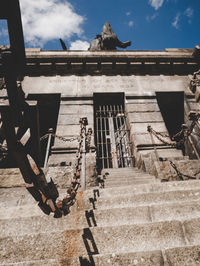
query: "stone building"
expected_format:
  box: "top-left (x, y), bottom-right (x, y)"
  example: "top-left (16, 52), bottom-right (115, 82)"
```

top-left (1, 3), bottom-right (200, 263)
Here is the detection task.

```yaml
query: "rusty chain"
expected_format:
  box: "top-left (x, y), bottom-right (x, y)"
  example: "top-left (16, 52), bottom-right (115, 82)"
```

top-left (147, 125), bottom-right (177, 147)
top-left (40, 133), bottom-right (78, 142)
top-left (160, 158), bottom-right (196, 181)
top-left (40, 117), bottom-right (92, 218)
top-left (147, 111), bottom-right (200, 148)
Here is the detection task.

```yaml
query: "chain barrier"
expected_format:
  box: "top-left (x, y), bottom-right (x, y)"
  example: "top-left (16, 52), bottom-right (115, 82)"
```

top-left (190, 69), bottom-right (200, 92)
top-left (147, 111), bottom-right (200, 149)
top-left (159, 157), bottom-right (196, 181)
top-left (147, 125), bottom-right (177, 147)
top-left (39, 117), bottom-right (92, 218)
top-left (40, 133), bottom-right (78, 143)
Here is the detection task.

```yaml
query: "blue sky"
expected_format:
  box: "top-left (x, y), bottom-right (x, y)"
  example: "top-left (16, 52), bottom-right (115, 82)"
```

top-left (0, 0), bottom-right (200, 50)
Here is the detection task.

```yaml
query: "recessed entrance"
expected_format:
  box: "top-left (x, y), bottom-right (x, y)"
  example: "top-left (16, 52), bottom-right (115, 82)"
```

top-left (94, 93), bottom-right (133, 170)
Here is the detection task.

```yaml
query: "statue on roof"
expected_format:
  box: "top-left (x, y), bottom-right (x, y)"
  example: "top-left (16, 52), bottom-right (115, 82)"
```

top-left (89, 22), bottom-right (131, 51)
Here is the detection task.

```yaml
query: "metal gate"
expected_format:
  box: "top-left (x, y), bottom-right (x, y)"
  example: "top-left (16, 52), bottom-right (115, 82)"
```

top-left (96, 104), bottom-right (133, 169)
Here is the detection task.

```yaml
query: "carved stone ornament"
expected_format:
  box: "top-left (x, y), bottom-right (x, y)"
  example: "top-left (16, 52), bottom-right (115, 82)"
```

top-left (193, 45), bottom-right (200, 61)
top-left (190, 69), bottom-right (200, 93)
top-left (89, 22), bottom-right (131, 51)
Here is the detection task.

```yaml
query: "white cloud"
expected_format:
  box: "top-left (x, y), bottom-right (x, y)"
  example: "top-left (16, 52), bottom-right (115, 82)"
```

top-left (146, 13), bottom-right (158, 22)
top-left (128, 21), bottom-right (134, 27)
top-left (149, 0), bottom-right (164, 10)
top-left (0, 28), bottom-right (8, 37)
top-left (19, 0), bottom-right (85, 47)
top-left (0, 21), bottom-right (9, 45)
top-left (172, 12), bottom-right (180, 29)
top-left (184, 7), bottom-right (193, 23)
top-left (69, 40), bottom-right (89, 50)
top-left (126, 11), bottom-right (131, 16)
top-left (184, 7), bottom-right (193, 18)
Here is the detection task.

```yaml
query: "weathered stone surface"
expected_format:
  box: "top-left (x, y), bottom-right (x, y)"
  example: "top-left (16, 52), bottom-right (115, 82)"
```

top-left (64, 250), bottom-right (164, 266)
top-left (23, 75), bottom-right (190, 97)
top-left (59, 104), bottom-right (93, 114)
top-left (165, 245), bottom-right (200, 266)
top-left (130, 122), bottom-right (167, 134)
top-left (0, 221), bottom-right (186, 263)
top-left (56, 125), bottom-right (82, 136)
top-left (128, 112), bottom-right (163, 123)
top-left (47, 166), bottom-right (74, 188)
top-left (132, 133), bottom-right (168, 146)
top-left (183, 218), bottom-right (200, 245)
top-left (153, 159), bottom-right (200, 181)
top-left (0, 173), bottom-right (25, 188)
top-left (57, 114), bottom-right (93, 125)
top-left (126, 103), bottom-right (160, 112)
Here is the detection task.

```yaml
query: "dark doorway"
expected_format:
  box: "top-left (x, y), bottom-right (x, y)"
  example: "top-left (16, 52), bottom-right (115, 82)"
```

top-left (94, 93), bottom-right (133, 170)
top-left (27, 93), bottom-right (61, 166)
top-left (156, 91), bottom-right (184, 138)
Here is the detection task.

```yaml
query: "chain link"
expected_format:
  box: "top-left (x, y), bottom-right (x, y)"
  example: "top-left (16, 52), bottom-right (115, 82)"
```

top-left (160, 158), bottom-right (197, 181)
top-left (53, 118), bottom-right (92, 217)
top-left (40, 133), bottom-right (79, 142)
top-left (147, 125), bottom-right (177, 147)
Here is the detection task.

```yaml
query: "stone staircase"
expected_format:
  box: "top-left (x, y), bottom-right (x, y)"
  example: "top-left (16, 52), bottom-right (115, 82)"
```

top-left (1, 167), bottom-right (200, 265)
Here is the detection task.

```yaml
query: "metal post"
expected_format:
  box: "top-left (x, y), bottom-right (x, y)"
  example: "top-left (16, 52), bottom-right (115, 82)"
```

top-left (80, 131), bottom-right (86, 190)
top-left (44, 128), bottom-right (53, 169)
top-left (148, 126), bottom-right (159, 161)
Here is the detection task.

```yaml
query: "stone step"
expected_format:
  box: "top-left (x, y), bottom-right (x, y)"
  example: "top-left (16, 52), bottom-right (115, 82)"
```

top-left (62, 245), bottom-right (200, 266)
top-left (104, 173), bottom-right (156, 180)
top-left (86, 179), bottom-right (200, 197)
top-left (102, 167), bottom-right (139, 172)
top-left (1, 180), bottom-right (200, 210)
top-left (2, 200), bottom-right (200, 237)
top-left (104, 178), bottom-right (157, 187)
top-left (82, 188), bottom-right (200, 210)
top-left (4, 245), bottom-right (200, 266)
top-left (0, 259), bottom-right (57, 266)
top-left (0, 187), bottom-right (200, 219)
top-left (1, 218), bottom-right (200, 263)
top-left (101, 168), bottom-right (142, 175)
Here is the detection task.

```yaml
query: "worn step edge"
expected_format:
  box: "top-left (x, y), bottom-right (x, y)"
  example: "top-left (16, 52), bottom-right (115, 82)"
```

top-left (2, 179), bottom-right (200, 204)
top-left (1, 187), bottom-right (200, 213)
top-left (2, 200), bottom-right (200, 237)
top-left (61, 245), bottom-right (200, 266)
top-left (85, 179), bottom-right (200, 196)
top-left (0, 259), bottom-right (57, 266)
top-left (1, 219), bottom-right (199, 262)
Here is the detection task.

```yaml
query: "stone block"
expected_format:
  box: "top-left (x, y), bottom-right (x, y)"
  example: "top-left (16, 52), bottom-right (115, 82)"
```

top-left (0, 221), bottom-right (185, 263)
top-left (128, 112), bottom-right (163, 123)
top-left (130, 122), bottom-right (167, 134)
top-left (183, 218), bottom-right (200, 245)
top-left (126, 103), bottom-right (160, 112)
top-left (0, 174), bottom-right (25, 188)
top-left (165, 245), bottom-right (200, 266)
top-left (66, 250), bottom-right (164, 266)
top-left (59, 104), bottom-right (93, 114)
top-left (57, 114), bottom-right (93, 125)
top-left (151, 201), bottom-right (200, 222)
top-left (131, 133), bottom-right (166, 146)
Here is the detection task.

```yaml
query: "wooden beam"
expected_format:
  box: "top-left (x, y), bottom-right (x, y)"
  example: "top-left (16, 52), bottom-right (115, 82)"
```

top-left (0, 0), bottom-right (26, 74)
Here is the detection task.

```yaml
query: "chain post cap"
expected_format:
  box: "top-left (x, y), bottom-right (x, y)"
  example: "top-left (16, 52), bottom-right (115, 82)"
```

top-left (147, 125), bottom-right (151, 132)
top-left (48, 128), bottom-right (54, 134)
top-left (181, 124), bottom-right (188, 130)
top-left (188, 111), bottom-right (198, 121)
top-left (80, 117), bottom-right (88, 126)
top-left (88, 128), bottom-right (92, 134)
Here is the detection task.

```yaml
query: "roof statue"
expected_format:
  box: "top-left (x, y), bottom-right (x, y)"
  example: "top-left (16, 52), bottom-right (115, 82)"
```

top-left (59, 38), bottom-right (67, 50)
top-left (89, 22), bottom-right (131, 51)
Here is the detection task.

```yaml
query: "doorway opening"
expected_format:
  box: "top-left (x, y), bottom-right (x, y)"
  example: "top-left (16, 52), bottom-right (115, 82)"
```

top-left (94, 93), bottom-right (133, 170)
